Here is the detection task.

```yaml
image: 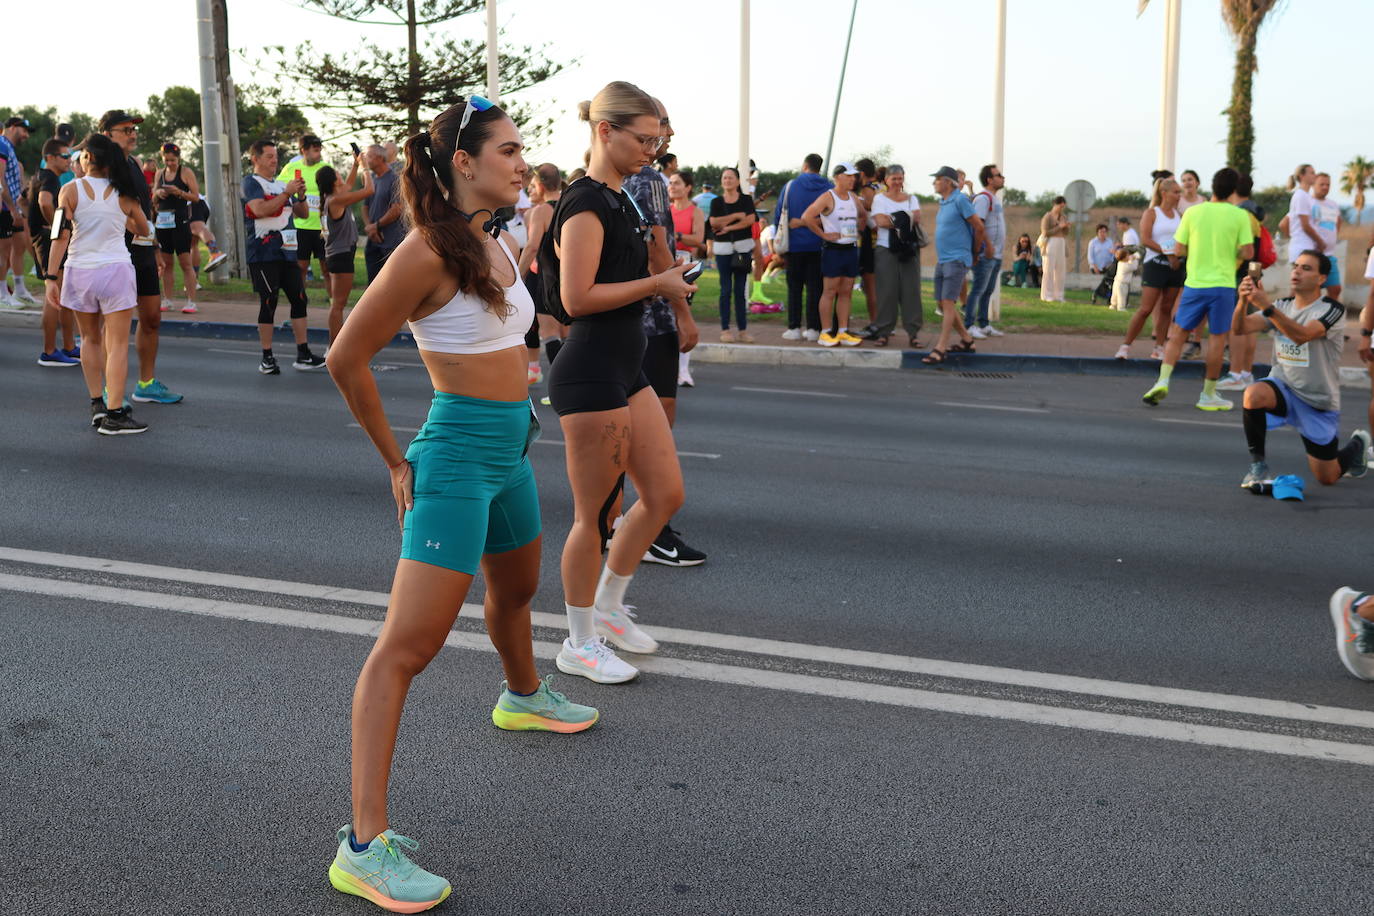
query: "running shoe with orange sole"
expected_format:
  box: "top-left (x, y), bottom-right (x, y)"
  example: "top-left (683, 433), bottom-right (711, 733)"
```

top-left (329, 827), bottom-right (451, 913)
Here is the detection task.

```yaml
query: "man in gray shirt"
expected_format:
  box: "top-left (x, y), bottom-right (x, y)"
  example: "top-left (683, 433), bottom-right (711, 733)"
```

top-left (965, 164), bottom-right (1006, 338)
top-left (363, 144), bottom-right (404, 282)
top-left (1234, 250), bottom-right (1370, 488)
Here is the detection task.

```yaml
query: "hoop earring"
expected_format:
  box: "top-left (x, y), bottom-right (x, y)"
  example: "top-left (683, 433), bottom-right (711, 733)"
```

top-left (463, 172), bottom-right (473, 181)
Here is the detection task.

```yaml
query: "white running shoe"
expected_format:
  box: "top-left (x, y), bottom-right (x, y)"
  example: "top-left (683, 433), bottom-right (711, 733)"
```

top-left (1196, 391), bottom-right (1234, 412)
top-left (1114, 344), bottom-right (1130, 360)
top-left (983, 324), bottom-right (1004, 337)
top-left (1149, 346), bottom-right (1165, 361)
top-left (1329, 587), bottom-right (1374, 681)
top-left (678, 365), bottom-right (694, 388)
top-left (781, 328), bottom-right (803, 341)
top-left (1215, 372), bottom-right (1251, 391)
top-left (555, 637), bottom-right (639, 684)
top-left (595, 604), bottom-right (660, 654)
top-left (969, 326), bottom-right (987, 340)
top-left (0, 288), bottom-right (18, 309)
top-left (12, 284), bottom-right (35, 304)
top-left (802, 329), bottom-right (820, 341)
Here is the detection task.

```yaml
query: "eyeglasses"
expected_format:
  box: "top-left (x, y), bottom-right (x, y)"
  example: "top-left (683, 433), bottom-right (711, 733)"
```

top-left (457, 95), bottom-right (495, 147)
top-left (611, 124), bottom-right (665, 153)
top-left (113, 125), bottom-right (139, 134)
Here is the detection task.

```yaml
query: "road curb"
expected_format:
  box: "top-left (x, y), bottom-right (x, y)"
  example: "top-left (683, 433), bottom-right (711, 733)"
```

top-left (689, 342), bottom-right (900, 370)
top-left (0, 308), bottom-right (41, 329)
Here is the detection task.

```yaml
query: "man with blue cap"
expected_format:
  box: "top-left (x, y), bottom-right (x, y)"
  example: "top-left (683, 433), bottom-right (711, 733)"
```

top-left (1232, 250), bottom-right (1370, 489)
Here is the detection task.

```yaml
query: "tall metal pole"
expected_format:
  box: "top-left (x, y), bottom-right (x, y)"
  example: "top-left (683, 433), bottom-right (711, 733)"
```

top-left (822, 0), bottom-right (859, 173)
top-left (486, 0), bottom-right (500, 103)
top-left (738, 0), bottom-right (750, 189)
top-left (195, 0), bottom-right (227, 284)
top-left (213, 0), bottom-right (247, 278)
top-left (992, 0), bottom-right (1006, 172)
top-left (1158, 0), bottom-right (1181, 172)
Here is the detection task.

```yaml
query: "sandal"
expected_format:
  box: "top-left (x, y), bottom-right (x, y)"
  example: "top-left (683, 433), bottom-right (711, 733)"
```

top-left (921, 348), bottom-right (947, 365)
top-left (949, 339), bottom-right (977, 353)
top-left (873, 334), bottom-right (891, 347)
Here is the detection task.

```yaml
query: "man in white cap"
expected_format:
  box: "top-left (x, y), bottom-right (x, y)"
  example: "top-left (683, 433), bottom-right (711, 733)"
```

top-left (799, 161), bottom-right (867, 347)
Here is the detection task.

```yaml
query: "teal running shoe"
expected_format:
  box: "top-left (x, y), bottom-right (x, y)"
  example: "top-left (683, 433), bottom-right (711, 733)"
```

top-left (131, 378), bottom-right (184, 404)
top-left (491, 676), bottom-right (599, 733)
top-left (329, 826), bottom-right (451, 913)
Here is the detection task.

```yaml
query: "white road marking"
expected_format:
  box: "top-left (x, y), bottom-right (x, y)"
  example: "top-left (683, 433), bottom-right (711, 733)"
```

top-left (1156, 417), bottom-right (1239, 429)
top-left (3, 569), bottom-right (1371, 767)
top-left (1, 547), bottom-right (1370, 733)
top-left (732, 386), bottom-right (848, 399)
top-left (345, 425), bottom-right (720, 459)
top-left (935, 401), bottom-right (1050, 414)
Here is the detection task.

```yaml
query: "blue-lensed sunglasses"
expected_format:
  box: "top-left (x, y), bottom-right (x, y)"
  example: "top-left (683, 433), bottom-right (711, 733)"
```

top-left (457, 95), bottom-right (494, 145)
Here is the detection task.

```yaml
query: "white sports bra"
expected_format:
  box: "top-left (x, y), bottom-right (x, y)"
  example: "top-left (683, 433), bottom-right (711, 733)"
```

top-left (407, 237), bottom-right (534, 355)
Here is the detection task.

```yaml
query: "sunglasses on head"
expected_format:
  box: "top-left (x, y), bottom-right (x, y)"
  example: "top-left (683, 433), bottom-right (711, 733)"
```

top-left (456, 95), bottom-right (495, 146)
top-left (161, 143), bottom-right (179, 154)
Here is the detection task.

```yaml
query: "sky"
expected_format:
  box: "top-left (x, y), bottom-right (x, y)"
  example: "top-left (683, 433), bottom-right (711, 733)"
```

top-left (11, 0), bottom-right (1372, 202)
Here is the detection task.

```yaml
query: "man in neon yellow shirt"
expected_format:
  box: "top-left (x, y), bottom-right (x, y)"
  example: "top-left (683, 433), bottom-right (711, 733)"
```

top-left (1142, 167), bottom-right (1254, 411)
top-left (277, 134), bottom-right (330, 290)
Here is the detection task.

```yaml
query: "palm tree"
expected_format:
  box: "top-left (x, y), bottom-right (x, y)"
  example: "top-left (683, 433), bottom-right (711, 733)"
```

top-left (1220, 0), bottom-right (1283, 177)
top-left (1341, 156), bottom-right (1373, 224)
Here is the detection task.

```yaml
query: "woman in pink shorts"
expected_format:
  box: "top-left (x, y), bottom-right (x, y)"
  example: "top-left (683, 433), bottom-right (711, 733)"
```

top-left (43, 133), bottom-right (151, 435)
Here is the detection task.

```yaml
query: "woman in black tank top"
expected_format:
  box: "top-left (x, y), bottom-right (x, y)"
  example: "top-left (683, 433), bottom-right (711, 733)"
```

top-left (544, 81), bottom-right (698, 685)
top-left (152, 142), bottom-right (199, 311)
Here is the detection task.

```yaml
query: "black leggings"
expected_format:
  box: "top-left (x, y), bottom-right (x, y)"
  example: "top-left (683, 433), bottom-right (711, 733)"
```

top-left (251, 259), bottom-right (308, 323)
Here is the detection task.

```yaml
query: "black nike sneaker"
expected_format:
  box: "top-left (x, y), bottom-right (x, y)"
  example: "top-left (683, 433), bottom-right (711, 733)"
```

top-left (642, 526), bottom-right (706, 567)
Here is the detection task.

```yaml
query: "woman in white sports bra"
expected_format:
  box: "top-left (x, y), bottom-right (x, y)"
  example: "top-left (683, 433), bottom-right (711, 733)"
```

top-left (42, 132), bottom-right (151, 435)
top-left (1118, 177), bottom-right (1184, 361)
top-left (325, 98), bottom-right (598, 912)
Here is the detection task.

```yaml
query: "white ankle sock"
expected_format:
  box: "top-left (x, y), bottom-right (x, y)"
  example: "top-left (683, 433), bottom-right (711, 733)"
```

top-left (566, 603), bottom-right (595, 646)
top-left (595, 567), bottom-right (632, 611)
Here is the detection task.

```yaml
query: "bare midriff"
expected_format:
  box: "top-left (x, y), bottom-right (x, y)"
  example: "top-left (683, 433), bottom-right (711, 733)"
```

top-left (418, 345), bottom-right (530, 402)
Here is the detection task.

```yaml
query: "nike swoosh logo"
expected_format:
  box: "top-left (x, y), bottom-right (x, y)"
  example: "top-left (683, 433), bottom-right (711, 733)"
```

top-left (656, 547), bottom-right (679, 559)
top-left (573, 652), bottom-right (599, 668)
top-left (602, 620), bottom-right (625, 635)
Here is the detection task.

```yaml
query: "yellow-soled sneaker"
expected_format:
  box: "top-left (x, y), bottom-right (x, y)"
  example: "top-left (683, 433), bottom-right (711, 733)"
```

top-left (329, 826), bottom-right (451, 913)
top-left (491, 676), bottom-right (599, 733)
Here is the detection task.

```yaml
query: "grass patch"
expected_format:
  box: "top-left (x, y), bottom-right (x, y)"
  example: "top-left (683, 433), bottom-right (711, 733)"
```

top-left (190, 247), bottom-right (1130, 336)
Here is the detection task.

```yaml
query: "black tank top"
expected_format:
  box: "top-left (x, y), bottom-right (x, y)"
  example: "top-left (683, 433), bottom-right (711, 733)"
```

top-left (552, 178), bottom-right (649, 324)
top-left (155, 166), bottom-right (190, 219)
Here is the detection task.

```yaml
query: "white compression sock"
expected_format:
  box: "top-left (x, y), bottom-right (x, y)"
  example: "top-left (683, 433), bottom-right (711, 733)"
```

top-left (679, 351), bottom-right (691, 371)
top-left (595, 567), bottom-right (632, 611)
top-left (566, 603), bottom-right (595, 646)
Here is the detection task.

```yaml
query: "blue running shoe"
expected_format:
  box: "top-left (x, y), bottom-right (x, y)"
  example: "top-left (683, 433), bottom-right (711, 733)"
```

top-left (329, 826), bottom-right (452, 912)
top-left (38, 350), bottom-right (80, 367)
top-left (132, 378), bottom-right (184, 404)
top-left (491, 676), bottom-right (599, 733)
top-left (63, 345), bottom-right (82, 361)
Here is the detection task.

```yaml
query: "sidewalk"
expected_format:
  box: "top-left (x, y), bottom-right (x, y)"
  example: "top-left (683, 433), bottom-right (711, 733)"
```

top-left (6, 291), bottom-right (1372, 384)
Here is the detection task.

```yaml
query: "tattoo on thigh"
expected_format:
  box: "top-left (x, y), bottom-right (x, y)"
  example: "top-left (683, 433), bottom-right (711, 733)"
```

top-left (602, 422), bottom-right (630, 468)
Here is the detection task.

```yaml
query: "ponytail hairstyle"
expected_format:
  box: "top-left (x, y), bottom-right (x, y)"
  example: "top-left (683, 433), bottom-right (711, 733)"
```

top-left (316, 165), bottom-right (338, 213)
top-left (401, 98), bottom-right (510, 315)
top-left (1286, 163), bottom-right (1312, 192)
top-left (80, 133), bottom-right (139, 200)
top-left (1149, 177), bottom-right (1178, 209)
top-left (577, 80), bottom-right (658, 163)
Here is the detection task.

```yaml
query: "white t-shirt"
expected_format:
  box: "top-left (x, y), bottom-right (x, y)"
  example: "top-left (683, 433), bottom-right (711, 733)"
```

top-left (1287, 188), bottom-right (1318, 257)
top-left (870, 193), bottom-right (920, 248)
top-left (1122, 228), bottom-right (1140, 246)
top-left (1310, 196), bottom-right (1340, 252)
top-left (1364, 245), bottom-right (1374, 281)
top-left (759, 223), bottom-right (776, 257)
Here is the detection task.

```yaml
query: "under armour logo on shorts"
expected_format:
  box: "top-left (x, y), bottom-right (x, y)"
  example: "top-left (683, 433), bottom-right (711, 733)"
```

top-left (426, 540), bottom-right (441, 549)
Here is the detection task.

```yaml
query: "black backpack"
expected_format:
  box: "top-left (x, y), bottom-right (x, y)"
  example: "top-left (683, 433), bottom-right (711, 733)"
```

top-left (536, 178), bottom-right (644, 325)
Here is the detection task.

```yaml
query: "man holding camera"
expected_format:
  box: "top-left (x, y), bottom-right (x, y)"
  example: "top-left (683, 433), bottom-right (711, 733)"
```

top-left (1233, 250), bottom-right (1368, 489)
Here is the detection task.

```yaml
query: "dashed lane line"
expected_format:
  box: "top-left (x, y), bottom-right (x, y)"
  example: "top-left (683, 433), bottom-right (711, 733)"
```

top-left (935, 401), bottom-right (1050, 414)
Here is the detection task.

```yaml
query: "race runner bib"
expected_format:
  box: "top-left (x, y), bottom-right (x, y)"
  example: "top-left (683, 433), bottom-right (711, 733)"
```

top-left (306, 194), bottom-right (320, 214)
top-left (155, 210), bottom-right (177, 230)
top-left (131, 232), bottom-right (156, 247)
top-left (839, 220), bottom-right (858, 243)
top-left (1275, 334), bottom-right (1309, 368)
top-left (280, 228), bottom-right (298, 251)
top-left (1161, 235), bottom-right (1176, 254)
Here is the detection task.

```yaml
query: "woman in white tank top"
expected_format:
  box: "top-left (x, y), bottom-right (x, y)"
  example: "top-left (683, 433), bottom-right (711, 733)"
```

top-left (801, 163), bottom-right (868, 346)
top-left (1118, 177), bottom-right (1184, 361)
top-left (324, 98), bottom-right (598, 909)
top-left (43, 133), bottom-right (151, 434)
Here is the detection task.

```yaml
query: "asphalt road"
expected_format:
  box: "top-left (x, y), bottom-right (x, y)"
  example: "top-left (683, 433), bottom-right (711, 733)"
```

top-left (3, 327), bottom-right (1373, 915)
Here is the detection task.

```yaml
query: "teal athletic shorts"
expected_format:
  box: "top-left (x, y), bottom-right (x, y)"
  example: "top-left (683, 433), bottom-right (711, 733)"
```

top-left (400, 391), bottom-right (542, 574)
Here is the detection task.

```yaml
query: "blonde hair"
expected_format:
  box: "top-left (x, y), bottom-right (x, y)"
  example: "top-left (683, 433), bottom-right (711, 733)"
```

top-left (1149, 177), bottom-right (1179, 209)
top-left (578, 81), bottom-right (658, 132)
top-left (1286, 163), bottom-right (1312, 192)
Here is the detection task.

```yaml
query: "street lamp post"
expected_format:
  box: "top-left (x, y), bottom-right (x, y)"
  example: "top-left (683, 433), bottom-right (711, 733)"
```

top-left (823, 0), bottom-right (859, 173)
top-left (739, 0), bottom-right (750, 187)
top-left (486, 0), bottom-right (499, 103)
